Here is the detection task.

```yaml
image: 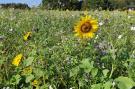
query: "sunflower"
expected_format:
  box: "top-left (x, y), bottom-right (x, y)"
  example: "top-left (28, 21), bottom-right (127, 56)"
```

top-left (12, 54), bottom-right (23, 66)
top-left (74, 15), bottom-right (98, 39)
top-left (23, 32), bottom-right (32, 41)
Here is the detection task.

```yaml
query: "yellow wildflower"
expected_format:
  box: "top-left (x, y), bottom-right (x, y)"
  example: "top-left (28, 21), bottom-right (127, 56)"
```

top-left (32, 80), bottom-right (38, 87)
top-left (23, 32), bottom-right (32, 41)
top-left (21, 66), bottom-right (32, 75)
top-left (12, 54), bottom-right (23, 66)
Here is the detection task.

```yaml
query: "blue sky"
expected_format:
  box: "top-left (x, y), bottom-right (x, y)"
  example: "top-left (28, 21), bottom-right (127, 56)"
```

top-left (0, 0), bottom-right (42, 7)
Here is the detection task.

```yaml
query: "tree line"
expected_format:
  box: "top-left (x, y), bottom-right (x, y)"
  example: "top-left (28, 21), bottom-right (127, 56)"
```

top-left (0, 3), bottom-right (30, 9)
top-left (0, 0), bottom-right (134, 10)
top-left (41, 0), bottom-right (135, 10)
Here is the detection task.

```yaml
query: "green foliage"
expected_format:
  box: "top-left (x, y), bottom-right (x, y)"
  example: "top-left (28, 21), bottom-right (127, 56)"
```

top-left (115, 76), bottom-right (135, 89)
top-left (41, 0), bottom-right (135, 10)
top-left (10, 74), bottom-right (21, 85)
top-left (23, 57), bottom-right (34, 67)
top-left (0, 9), bottom-right (135, 89)
top-left (103, 69), bottom-right (109, 77)
top-left (79, 59), bottom-right (94, 73)
top-left (0, 3), bottom-right (30, 9)
top-left (25, 74), bottom-right (34, 83)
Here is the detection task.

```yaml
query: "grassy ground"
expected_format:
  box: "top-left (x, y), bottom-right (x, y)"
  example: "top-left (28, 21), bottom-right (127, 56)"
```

top-left (0, 9), bottom-right (135, 89)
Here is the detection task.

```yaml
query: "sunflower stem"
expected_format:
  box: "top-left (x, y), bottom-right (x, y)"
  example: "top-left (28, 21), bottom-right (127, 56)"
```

top-left (109, 64), bottom-right (114, 78)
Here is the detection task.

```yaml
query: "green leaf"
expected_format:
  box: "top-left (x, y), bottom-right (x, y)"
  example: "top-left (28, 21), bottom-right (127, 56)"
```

top-left (33, 68), bottom-right (44, 78)
top-left (25, 74), bottom-right (34, 83)
top-left (10, 74), bottom-right (21, 85)
top-left (79, 79), bottom-right (85, 87)
top-left (91, 83), bottom-right (102, 89)
top-left (104, 81), bottom-right (112, 89)
top-left (103, 69), bottom-right (109, 77)
top-left (79, 59), bottom-right (93, 73)
top-left (0, 59), bottom-right (4, 65)
top-left (23, 57), bottom-right (34, 66)
top-left (0, 43), bottom-right (3, 47)
top-left (40, 84), bottom-right (48, 89)
top-left (29, 49), bottom-right (37, 56)
top-left (91, 68), bottom-right (98, 77)
top-left (70, 66), bottom-right (79, 77)
top-left (115, 76), bottom-right (135, 89)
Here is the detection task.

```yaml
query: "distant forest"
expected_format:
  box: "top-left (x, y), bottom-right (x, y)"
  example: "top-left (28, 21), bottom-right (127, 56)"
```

top-left (0, 3), bottom-right (30, 9)
top-left (41, 0), bottom-right (135, 10)
top-left (0, 0), bottom-right (135, 10)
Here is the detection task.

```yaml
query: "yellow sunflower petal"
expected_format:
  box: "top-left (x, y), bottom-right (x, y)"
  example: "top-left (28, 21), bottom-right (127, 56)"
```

top-left (12, 54), bottom-right (23, 66)
top-left (74, 15), bottom-right (98, 39)
top-left (23, 32), bottom-right (32, 41)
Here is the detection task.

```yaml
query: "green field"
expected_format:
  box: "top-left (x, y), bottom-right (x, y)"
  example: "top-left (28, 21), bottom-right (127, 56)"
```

top-left (0, 9), bottom-right (135, 89)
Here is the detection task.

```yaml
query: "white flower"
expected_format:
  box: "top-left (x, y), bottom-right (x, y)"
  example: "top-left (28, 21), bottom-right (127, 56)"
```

top-left (99, 22), bottom-right (104, 26)
top-left (95, 35), bottom-right (99, 39)
top-left (9, 28), bottom-right (13, 32)
top-left (49, 85), bottom-right (53, 89)
top-left (118, 35), bottom-right (122, 39)
top-left (102, 63), bottom-right (105, 68)
top-left (70, 87), bottom-right (75, 89)
top-left (78, 0), bottom-right (82, 1)
top-left (0, 35), bottom-right (5, 41)
top-left (131, 26), bottom-right (135, 31)
top-left (112, 81), bottom-right (115, 87)
top-left (94, 35), bottom-right (99, 43)
top-left (2, 87), bottom-right (10, 89)
top-left (128, 16), bottom-right (131, 19)
top-left (2, 87), bottom-right (6, 89)
top-left (128, 8), bottom-right (132, 12)
top-left (6, 87), bottom-right (10, 89)
top-left (72, 15), bottom-right (74, 17)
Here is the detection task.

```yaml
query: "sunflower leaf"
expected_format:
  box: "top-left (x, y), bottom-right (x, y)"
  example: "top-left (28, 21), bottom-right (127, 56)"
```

top-left (79, 59), bottom-right (93, 73)
top-left (115, 76), bottom-right (135, 89)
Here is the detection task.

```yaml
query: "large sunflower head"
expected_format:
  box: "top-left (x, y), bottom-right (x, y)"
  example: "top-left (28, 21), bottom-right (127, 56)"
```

top-left (74, 15), bottom-right (98, 39)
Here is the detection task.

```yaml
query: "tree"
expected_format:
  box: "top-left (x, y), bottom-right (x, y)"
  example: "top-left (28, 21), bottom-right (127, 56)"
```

top-left (0, 3), bottom-right (30, 9)
top-left (82, 0), bottom-right (88, 10)
top-left (41, 0), bottom-right (83, 10)
top-left (41, 0), bottom-right (134, 10)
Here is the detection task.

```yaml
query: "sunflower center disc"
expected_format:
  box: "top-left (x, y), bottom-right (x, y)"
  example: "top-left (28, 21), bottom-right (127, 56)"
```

top-left (81, 22), bottom-right (92, 33)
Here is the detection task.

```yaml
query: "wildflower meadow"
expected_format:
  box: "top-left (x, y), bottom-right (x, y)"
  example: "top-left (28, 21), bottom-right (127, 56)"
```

top-left (0, 9), bottom-right (135, 89)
